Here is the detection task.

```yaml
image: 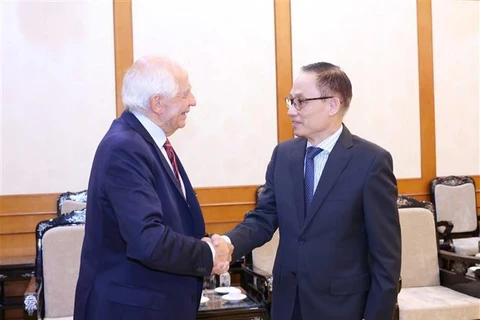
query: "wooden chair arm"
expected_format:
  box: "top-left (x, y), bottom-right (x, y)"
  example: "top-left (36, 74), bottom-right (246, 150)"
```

top-left (439, 250), bottom-right (480, 264)
top-left (23, 276), bottom-right (39, 319)
top-left (241, 263), bottom-right (273, 309)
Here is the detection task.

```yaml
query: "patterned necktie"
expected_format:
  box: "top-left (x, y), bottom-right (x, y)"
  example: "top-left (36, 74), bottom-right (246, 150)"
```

top-left (305, 147), bottom-right (323, 214)
top-left (164, 139), bottom-right (181, 183)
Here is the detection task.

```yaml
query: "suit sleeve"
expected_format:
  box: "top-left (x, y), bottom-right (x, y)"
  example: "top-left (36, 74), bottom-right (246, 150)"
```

top-left (363, 150), bottom-right (401, 320)
top-left (104, 136), bottom-right (213, 277)
top-left (226, 145), bottom-right (279, 261)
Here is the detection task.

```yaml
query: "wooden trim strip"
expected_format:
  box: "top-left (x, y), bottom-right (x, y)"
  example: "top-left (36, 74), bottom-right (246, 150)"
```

top-left (113, 0), bottom-right (133, 117)
top-left (274, 0), bottom-right (294, 143)
top-left (1, 211), bottom-right (56, 218)
top-left (1, 194), bottom-right (57, 215)
top-left (416, 0), bottom-right (436, 181)
top-left (201, 202), bottom-right (255, 207)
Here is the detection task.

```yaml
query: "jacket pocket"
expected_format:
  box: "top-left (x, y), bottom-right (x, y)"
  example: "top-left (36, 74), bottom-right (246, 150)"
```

top-left (330, 273), bottom-right (371, 295)
top-left (106, 282), bottom-right (165, 310)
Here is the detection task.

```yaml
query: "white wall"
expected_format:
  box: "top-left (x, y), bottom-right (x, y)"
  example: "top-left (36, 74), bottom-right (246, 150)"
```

top-left (291, 0), bottom-right (421, 179)
top-left (2, 0), bottom-right (478, 195)
top-left (432, 0), bottom-right (480, 176)
top-left (1, 1), bottom-right (116, 195)
top-left (131, 0), bottom-right (278, 187)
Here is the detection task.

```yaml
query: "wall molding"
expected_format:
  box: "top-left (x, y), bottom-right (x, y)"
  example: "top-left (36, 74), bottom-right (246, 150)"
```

top-left (113, 0), bottom-right (133, 117)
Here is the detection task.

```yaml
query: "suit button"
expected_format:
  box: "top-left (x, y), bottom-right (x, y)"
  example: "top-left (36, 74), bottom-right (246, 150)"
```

top-left (196, 267), bottom-right (205, 273)
top-left (291, 271), bottom-right (297, 277)
top-left (298, 237), bottom-right (306, 244)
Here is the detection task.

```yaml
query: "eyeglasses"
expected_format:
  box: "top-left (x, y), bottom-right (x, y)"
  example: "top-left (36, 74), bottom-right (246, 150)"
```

top-left (285, 96), bottom-right (335, 111)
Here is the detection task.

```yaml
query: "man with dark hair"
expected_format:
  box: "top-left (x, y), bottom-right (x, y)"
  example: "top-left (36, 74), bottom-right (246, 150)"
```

top-left (225, 62), bottom-right (401, 320)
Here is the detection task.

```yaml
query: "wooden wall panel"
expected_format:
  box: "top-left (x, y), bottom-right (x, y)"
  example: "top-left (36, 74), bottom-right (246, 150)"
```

top-left (0, 214), bottom-right (55, 234)
top-left (1, 193), bottom-right (57, 214)
top-left (206, 222), bottom-right (243, 235)
top-left (0, 187), bottom-right (257, 259)
top-left (0, 234), bottom-right (36, 258)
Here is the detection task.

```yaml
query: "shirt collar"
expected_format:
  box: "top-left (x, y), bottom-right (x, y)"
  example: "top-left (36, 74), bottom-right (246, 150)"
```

top-left (132, 111), bottom-right (167, 148)
top-left (306, 125), bottom-right (343, 154)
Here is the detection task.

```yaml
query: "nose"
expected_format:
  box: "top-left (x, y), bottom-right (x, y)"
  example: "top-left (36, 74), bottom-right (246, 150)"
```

top-left (189, 92), bottom-right (197, 107)
top-left (287, 106), bottom-right (298, 117)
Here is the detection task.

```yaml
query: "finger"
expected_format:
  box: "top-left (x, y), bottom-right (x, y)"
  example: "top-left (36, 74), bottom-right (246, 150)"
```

top-left (211, 234), bottom-right (222, 246)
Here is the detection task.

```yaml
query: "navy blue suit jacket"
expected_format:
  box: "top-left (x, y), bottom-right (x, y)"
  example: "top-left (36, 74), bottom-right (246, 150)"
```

top-left (74, 111), bottom-right (213, 320)
top-left (227, 126), bottom-right (401, 320)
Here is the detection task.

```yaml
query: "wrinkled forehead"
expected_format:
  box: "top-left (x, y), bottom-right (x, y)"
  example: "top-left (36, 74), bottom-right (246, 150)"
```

top-left (175, 71), bottom-right (191, 92)
top-left (290, 72), bottom-right (319, 96)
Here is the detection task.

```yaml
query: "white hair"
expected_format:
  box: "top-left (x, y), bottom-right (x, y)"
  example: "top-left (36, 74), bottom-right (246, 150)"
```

top-left (121, 56), bottom-right (183, 112)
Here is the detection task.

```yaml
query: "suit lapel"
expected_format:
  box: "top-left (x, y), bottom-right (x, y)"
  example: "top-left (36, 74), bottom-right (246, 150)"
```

top-left (289, 139), bottom-right (308, 225)
top-left (302, 125), bottom-right (354, 230)
top-left (176, 159), bottom-right (206, 238)
top-left (121, 111), bottom-right (185, 198)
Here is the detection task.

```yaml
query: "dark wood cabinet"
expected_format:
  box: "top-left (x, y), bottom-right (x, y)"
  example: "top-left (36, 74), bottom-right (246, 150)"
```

top-left (0, 256), bottom-right (35, 320)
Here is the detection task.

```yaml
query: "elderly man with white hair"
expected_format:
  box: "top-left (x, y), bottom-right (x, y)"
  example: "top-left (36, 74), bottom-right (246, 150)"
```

top-left (74, 56), bottom-right (233, 320)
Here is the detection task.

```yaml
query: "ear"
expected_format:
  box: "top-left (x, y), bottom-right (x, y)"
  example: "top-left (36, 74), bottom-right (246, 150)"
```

top-left (328, 97), bottom-right (341, 116)
top-left (150, 94), bottom-right (163, 115)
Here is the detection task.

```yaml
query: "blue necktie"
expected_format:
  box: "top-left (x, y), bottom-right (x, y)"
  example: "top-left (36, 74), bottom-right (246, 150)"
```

top-left (305, 147), bottom-right (323, 214)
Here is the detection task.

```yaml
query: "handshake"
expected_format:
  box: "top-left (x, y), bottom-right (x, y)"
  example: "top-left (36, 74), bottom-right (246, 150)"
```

top-left (202, 234), bottom-right (234, 275)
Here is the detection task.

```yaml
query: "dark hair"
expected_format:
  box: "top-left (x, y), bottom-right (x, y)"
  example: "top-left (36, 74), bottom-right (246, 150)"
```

top-left (302, 62), bottom-right (352, 108)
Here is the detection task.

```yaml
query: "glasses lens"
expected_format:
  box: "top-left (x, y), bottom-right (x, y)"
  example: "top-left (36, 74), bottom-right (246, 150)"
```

top-left (285, 97), bottom-right (292, 108)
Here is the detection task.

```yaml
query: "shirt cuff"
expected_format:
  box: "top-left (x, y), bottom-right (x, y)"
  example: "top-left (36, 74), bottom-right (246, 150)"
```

top-left (222, 235), bottom-right (231, 244)
top-left (206, 241), bottom-right (215, 260)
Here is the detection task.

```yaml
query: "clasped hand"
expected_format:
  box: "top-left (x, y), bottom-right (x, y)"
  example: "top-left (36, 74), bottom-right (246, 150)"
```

top-left (202, 234), bottom-right (234, 275)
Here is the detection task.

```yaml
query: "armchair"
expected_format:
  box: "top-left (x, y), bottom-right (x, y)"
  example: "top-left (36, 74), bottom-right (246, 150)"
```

top-left (397, 196), bottom-right (480, 320)
top-left (57, 190), bottom-right (87, 216)
top-left (240, 185), bottom-right (276, 314)
top-left (430, 176), bottom-right (479, 256)
top-left (24, 209), bottom-right (86, 319)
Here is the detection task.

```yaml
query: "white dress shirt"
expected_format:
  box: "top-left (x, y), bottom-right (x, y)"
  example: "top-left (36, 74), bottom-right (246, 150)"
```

top-left (305, 125), bottom-right (343, 194)
top-left (132, 111), bottom-right (186, 196)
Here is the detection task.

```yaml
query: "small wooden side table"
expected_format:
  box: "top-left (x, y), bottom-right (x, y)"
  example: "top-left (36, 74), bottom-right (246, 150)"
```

top-left (197, 287), bottom-right (267, 320)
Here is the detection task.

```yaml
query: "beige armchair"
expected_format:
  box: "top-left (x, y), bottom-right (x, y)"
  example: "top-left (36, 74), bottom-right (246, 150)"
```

top-left (24, 210), bottom-right (85, 319)
top-left (430, 176), bottom-right (479, 256)
top-left (398, 203), bottom-right (480, 320)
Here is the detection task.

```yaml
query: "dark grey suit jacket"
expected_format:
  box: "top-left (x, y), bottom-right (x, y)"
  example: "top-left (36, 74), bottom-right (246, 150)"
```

top-left (227, 125), bottom-right (401, 320)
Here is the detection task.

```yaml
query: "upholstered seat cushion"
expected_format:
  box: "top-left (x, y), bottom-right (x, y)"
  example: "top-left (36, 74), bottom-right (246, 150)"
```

top-left (398, 286), bottom-right (480, 320)
top-left (453, 237), bottom-right (480, 256)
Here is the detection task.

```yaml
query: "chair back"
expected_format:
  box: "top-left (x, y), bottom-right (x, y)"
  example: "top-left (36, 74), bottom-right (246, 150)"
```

top-left (57, 190), bottom-right (87, 216)
top-left (430, 176), bottom-right (478, 236)
top-left (251, 231), bottom-right (279, 274)
top-left (399, 206), bottom-right (440, 288)
top-left (35, 209), bottom-right (86, 318)
top-left (250, 185), bottom-right (279, 274)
